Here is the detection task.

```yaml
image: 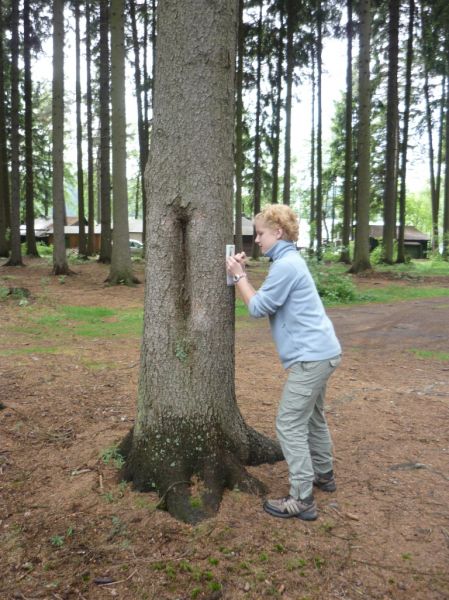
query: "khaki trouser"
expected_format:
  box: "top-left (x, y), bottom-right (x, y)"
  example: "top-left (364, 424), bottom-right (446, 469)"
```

top-left (276, 355), bottom-right (341, 500)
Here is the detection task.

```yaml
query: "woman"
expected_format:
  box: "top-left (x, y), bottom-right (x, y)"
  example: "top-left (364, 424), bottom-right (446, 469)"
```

top-left (226, 204), bottom-right (341, 520)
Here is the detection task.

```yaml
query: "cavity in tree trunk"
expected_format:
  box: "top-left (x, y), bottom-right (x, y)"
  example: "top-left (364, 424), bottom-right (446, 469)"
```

top-left (340, 0), bottom-right (353, 265)
top-left (108, 0), bottom-right (136, 285)
top-left (52, 0), bottom-right (70, 275)
top-left (121, 0), bottom-right (282, 524)
top-left (75, 1), bottom-right (87, 258)
top-left (98, 0), bottom-right (112, 264)
top-left (397, 0), bottom-right (414, 264)
top-left (349, 0), bottom-right (372, 274)
top-left (382, 0), bottom-right (400, 265)
top-left (6, 0), bottom-right (23, 267)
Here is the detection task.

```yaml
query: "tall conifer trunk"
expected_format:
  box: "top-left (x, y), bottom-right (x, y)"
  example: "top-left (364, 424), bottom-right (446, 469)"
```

top-left (52, 0), bottom-right (70, 275)
top-left (251, 1), bottom-right (263, 260)
top-left (6, 0), bottom-right (23, 267)
top-left (86, 1), bottom-right (95, 256)
top-left (283, 0), bottom-right (295, 206)
top-left (75, 1), bottom-right (87, 258)
top-left (234, 0), bottom-right (244, 254)
top-left (0, 2), bottom-right (10, 257)
top-left (397, 0), bottom-right (414, 264)
top-left (349, 0), bottom-right (372, 274)
top-left (121, 0), bottom-right (282, 524)
top-left (382, 0), bottom-right (400, 264)
top-left (271, 5), bottom-right (284, 206)
top-left (24, 0), bottom-right (38, 257)
top-left (316, 2), bottom-right (323, 259)
top-left (340, 0), bottom-right (353, 264)
top-left (98, 0), bottom-right (112, 263)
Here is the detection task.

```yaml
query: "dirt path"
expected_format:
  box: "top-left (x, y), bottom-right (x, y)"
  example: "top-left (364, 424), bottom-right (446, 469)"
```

top-left (1, 261), bottom-right (448, 600)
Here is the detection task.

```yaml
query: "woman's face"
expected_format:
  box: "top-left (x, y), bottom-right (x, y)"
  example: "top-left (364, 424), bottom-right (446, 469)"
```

top-left (255, 218), bottom-right (283, 254)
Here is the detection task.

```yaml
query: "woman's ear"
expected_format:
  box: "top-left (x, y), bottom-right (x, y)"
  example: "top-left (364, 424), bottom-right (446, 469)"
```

top-left (276, 228), bottom-right (284, 240)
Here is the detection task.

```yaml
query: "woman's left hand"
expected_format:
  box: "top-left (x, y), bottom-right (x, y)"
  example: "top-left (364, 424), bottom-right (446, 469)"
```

top-left (226, 256), bottom-right (245, 277)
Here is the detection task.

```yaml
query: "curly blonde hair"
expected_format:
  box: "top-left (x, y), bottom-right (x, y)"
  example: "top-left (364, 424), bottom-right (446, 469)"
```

top-left (255, 204), bottom-right (299, 242)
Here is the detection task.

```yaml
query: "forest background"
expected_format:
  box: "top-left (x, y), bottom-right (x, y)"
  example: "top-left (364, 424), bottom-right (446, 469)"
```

top-left (1, 0), bottom-right (449, 277)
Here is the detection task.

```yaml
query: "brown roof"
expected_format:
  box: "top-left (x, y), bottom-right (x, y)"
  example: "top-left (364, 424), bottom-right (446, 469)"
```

top-left (369, 225), bottom-right (430, 242)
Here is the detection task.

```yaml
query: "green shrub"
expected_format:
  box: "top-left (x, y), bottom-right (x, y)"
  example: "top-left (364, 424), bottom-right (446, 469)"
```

top-left (308, 262), bottom-right (356, 304)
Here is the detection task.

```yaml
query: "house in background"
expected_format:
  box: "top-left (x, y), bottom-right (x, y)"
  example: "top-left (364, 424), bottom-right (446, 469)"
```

top-left (369, 225), bottom-right (430, 259)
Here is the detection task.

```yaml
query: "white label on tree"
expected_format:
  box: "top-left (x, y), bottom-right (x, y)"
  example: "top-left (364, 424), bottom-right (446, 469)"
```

top-left (226, 244), bottom-right (235, 286)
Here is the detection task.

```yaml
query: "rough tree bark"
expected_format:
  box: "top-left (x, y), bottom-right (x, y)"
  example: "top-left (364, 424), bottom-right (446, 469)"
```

top-left (283, 0), bottom-right (295, 206)
top-left (271, 4), bottom-right (284, 206)
top-left (86, 0), bottom-right (95, 256)
top-left (121, 0), bottom-right (282, 524)
top-left (315, 1), bottom-right (323, 260)
top-left (234, 0), bottom-right (244, 254)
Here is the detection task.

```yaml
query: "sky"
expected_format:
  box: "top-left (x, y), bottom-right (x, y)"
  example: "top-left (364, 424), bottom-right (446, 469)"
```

top-left (36, 19), bottom-right (430, 212)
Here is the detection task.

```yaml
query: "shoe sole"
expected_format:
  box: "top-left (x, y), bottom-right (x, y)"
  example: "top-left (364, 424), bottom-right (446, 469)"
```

top-left (263, 503), bottom-right (318, 521)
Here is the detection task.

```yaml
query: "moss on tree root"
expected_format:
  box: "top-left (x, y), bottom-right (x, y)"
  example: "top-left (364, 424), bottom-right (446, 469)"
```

top-left (119, 423), bottom-right (283, 524)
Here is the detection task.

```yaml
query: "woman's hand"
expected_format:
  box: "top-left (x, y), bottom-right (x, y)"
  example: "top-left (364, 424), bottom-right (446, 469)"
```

top-left (226, 255), bottom-right (245, 277)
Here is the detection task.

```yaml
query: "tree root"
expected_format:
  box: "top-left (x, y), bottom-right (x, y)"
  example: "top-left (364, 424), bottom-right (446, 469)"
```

top-left (119, 422), bottom-right (282, 524)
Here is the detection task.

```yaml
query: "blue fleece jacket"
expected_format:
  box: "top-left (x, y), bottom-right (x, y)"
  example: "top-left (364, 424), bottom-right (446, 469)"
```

top-left (248, 240), bottom-right (341, 369)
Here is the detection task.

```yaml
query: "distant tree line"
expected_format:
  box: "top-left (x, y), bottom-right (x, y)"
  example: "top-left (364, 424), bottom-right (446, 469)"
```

top-left (0, 0), bottom-right (449, 279)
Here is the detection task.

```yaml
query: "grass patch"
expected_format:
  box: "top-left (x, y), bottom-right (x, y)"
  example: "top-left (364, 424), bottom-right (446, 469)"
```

top-left (23, 305), bottom-right (144, 339)
top-left (409, 349), bottom-right (449, 362)
top-left (355, 285), bottom-right (449, 305)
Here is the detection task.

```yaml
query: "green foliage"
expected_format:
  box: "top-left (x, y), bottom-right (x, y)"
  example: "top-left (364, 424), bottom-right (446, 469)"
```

top-left (101, 445), bottom-right (125, 469)
top-left (307, 260), bottom-right (357, 304)
top-left (409, 349), bottom-right (449, 362)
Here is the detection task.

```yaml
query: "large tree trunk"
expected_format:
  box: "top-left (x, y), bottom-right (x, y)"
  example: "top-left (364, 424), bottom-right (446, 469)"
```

top-left (108, 0), bottom-right (136, 285)
top-left (382, 0), bottom-right (400, 264)
top-left (251, 1), bottom-right (263, 260)
top-left (340, 0), bottom-right (353, 264)
top-left (0, 2), bottom-right (10, 258)
top-left (52, 0), bottom-right (69, 275)
top-left (75, 1), bottom-right (87, 258)
top-left (5, 0), bottom-right (23, 267)
top-left (23, 0), bottom-right (38, 257)
top-left (349, 0), bottom-right (372, 274)
top-left (234, 0), bottom-right (244, 254)
top-left (98, 0), bottom-right (112, 264)
top-left (397, 0), bottom-right (414, 264)
top-left (121, 0), bottom-right (282, 524)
